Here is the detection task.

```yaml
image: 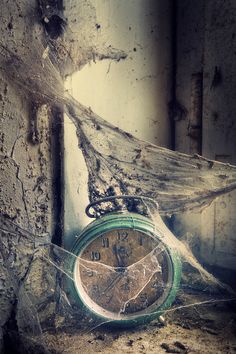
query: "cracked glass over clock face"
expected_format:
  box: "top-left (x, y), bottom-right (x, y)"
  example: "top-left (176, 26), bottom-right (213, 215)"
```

top-left (74, 229), bottom-right (173, 320)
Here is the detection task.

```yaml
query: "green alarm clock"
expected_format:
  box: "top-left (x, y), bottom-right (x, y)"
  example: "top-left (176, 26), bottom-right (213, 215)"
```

top-left (69, 196), bottom-right (181, 327)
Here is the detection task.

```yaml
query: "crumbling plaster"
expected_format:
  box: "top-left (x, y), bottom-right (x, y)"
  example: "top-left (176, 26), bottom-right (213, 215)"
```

top-left (0, 1), bottom-right (54, 350)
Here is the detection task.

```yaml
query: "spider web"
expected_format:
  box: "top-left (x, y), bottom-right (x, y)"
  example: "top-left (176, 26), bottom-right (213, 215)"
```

top-left (1, 41), bottom-right (236, 216)
top-left (0, 14), bottom-right (236, 353)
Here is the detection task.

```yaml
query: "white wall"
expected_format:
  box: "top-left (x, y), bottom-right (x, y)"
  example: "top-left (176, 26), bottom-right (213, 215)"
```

top-left (64, 0), bottom-right (172, 249)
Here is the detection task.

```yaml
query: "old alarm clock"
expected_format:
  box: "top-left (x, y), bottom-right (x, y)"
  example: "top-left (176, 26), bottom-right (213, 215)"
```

top-left (69, 196), bottom-right (181, 327)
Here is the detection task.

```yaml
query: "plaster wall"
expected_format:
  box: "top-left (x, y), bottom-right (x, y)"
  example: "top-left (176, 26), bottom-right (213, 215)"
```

top-left (201, 0), bottom-right (236, 270)
top-left (64, 0), bottom-right (173, 248)
top-left (175, 0), bottom-right (236, 271)
top-left (0, 0), bottom-right (55, 349)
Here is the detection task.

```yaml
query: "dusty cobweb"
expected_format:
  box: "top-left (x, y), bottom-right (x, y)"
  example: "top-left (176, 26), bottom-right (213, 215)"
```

top-left (0, 22), bottom-right (236, 352)
top-left (1, 40), bottom-right (236, 215)
top-left (0, 208), bottom-right (235, 351)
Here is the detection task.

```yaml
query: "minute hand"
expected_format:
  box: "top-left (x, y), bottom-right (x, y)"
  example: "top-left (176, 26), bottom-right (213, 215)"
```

top-left (100, 271), bottom-right (124, 296)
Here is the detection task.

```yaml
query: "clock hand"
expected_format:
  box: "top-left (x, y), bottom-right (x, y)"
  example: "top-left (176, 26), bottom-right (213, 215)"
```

top-left (112, 244), bottom-right (125, 268)
top-left (99, 271), bottom-right (125, 297)
top-left (98, 245), bottom-right (163, 305)
top-left (78, 257), bottom-right (128, 294)
top-left (117, 249), bottom-right (163, 311)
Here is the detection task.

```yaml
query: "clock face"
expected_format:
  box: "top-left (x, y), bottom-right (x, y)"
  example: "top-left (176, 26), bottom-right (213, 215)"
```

top-left (74, 228), bottom-right (173, 320)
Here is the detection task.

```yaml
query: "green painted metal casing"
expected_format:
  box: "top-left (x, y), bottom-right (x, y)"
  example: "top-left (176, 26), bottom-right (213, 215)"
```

top-left (68, 212), bottom-right (182, 327)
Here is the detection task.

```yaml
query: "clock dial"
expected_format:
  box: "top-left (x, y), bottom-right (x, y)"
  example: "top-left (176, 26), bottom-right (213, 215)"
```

top-left (74, 229), bottom-right (173, 320)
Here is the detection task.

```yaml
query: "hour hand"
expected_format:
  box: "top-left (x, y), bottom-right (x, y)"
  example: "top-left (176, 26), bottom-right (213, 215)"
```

top-left (77, 257), bottom-right (125, 295)
top-left (112, 244), bottom-right (125, 267)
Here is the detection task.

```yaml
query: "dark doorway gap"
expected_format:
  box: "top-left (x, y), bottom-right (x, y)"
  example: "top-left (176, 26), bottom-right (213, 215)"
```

top-left (169, 0), bottom-right (177, 151)
top-left (51, 105), bottom-right (64, 247)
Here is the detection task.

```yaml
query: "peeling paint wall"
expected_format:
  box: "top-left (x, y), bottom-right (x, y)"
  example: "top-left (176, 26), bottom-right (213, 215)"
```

top-left (201, 0), bottom-right (236, 270)
top-left (0, 1), bottom-right (54, 350)
top-left (0, 3), bottom-right (53, 233)
top-left (64, 0), bottom-right (173, 247)
top-left (175, 0), bottom-right (236, 272)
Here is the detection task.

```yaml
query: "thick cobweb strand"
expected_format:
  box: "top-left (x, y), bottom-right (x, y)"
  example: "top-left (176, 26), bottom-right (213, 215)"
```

top-left (1, 42), bottom-right (236, 215)
top-left (64, 97), bottom-right (236, 216)
top-left (1, 39), bottom-right (236, 340)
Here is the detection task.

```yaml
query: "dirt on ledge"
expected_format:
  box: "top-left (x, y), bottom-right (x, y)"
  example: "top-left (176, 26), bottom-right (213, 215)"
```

top-left (44, 296), bottom-right (236, 354)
